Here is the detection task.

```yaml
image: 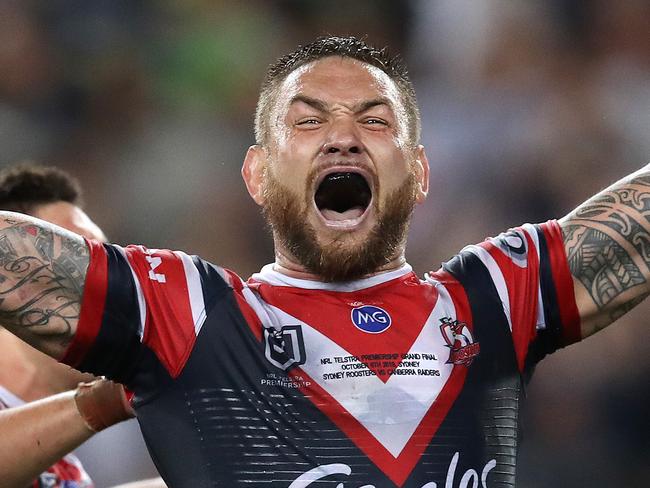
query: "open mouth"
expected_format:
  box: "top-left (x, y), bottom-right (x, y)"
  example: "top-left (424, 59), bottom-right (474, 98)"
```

top-left (314, 172), bottom-right (372, 224)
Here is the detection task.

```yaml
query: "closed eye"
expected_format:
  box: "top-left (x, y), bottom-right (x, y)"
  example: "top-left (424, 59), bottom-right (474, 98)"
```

top-left (296, 118), bottom-right (322, 126)
top-left (361, 117), bottom-right (389, 126)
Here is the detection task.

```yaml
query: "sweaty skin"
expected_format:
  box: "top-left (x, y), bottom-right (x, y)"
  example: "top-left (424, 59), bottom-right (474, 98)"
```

top-left (561, 166), bottom-right (650, 338)
top-left (0, 202), bottom-right (103, 394)
top-left (242, 57), bottom-right (430, 281)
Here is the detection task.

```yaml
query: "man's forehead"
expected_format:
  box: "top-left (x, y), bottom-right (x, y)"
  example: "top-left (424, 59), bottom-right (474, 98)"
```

top-left (33, 201), bottom-right (106, 242)
top-left (280, 56), bottom-right (401, 106)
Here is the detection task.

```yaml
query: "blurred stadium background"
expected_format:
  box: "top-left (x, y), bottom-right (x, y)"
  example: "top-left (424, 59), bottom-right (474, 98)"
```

top-left (0, 0), bottom-right (648, 486)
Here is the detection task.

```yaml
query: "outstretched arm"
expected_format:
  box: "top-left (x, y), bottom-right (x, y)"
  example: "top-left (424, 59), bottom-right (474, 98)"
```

top-left (560, 164), bottom-right (650, 338)
top-left (0, 212), bottom-right (88, 359)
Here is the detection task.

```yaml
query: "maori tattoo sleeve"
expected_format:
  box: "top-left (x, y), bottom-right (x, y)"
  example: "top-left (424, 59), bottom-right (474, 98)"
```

top-left (0, 214), bottom-right (89, 358)
top-left (562, 169), bottom-right (650, 336)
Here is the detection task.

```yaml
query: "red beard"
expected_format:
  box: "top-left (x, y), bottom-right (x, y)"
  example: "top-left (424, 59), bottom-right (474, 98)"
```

top-left (262, 171), bottom-right (417, 282)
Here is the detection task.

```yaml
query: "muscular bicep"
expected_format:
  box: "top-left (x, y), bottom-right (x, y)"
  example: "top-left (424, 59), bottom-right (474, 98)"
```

top-left (0, 212), bottom-right (89, 359)
top-left (560, 165), bottom-right (650, 339)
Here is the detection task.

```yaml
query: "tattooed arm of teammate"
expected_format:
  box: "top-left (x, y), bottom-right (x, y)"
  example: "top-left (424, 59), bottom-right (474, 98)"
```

top-left (560, 164), bottom-right (650, 339)
top-left (0, 212), bottom-right (88, 359)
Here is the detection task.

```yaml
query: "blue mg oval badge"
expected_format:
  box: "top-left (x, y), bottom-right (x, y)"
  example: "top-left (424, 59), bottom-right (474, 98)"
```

top-left (351, 305), bottom-right (392, 333)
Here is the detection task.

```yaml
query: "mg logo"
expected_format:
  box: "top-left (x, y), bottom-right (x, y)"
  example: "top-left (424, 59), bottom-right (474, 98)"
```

top-left (351, 305), bottom-right (392, 334)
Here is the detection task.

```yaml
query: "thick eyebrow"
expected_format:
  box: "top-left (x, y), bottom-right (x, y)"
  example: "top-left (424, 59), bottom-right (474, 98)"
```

top-left (354, 97), bottom-right (392, 114)
top-left (289, 95), bottom-right (328, 113)
top-left (289, 95), bottom-right (392, 114)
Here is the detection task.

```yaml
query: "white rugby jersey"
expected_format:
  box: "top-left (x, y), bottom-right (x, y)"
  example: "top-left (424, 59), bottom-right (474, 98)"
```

top-left (63, 220), bottom-right (580, 487)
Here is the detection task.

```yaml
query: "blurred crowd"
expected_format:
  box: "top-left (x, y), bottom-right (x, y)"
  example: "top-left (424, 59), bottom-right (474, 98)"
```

top-left (0, 0), bottom-right (648, 486)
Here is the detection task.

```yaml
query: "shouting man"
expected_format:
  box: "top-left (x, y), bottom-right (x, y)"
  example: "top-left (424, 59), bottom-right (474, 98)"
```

top-left (0, 38), bottom-right (647, 487)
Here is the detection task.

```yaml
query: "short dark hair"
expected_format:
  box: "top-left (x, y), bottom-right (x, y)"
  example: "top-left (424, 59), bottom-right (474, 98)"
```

top-left (255, 36), bottom-right (421, 148)
top-left (0, 163), bottom-right (82, 215)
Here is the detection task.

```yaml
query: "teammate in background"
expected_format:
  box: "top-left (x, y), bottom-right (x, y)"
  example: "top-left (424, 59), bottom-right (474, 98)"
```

top-left (0, 165), bottom-right (164, 488)
top-left (0, 37), bottom-right (647, 487)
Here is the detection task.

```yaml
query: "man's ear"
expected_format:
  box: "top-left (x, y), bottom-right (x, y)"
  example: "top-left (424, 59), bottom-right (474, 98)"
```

top-left (413, 145), bottom-right (429, 203)
top-left (242, 145), bottom-right (267, 206)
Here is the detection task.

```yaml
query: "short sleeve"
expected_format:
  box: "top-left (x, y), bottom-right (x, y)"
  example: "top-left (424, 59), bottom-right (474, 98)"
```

top-left (442, 220), bottom-right (581, 370)
top-left (61, 240), bottom-right (231, 383)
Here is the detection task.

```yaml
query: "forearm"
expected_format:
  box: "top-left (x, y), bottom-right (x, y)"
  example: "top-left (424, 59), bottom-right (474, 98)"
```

top-left (560, 163), bottom-right (650, 337)
top-left (0, 391), bottom-right (94, 488)
top-left (0, 379), bottom-right (134, 487)
top-left (0, 211), bottom-right (89, 359)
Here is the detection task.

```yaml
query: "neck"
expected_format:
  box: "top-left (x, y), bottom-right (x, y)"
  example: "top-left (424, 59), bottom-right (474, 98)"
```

top-left (273, 246), bottom-right (407, 282)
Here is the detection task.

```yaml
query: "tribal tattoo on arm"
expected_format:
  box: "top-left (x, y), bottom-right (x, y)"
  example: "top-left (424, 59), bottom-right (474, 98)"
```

top-left (0, 213), bottom-right (89, 359)
top-left (560, 166), bottom-right (650, 338)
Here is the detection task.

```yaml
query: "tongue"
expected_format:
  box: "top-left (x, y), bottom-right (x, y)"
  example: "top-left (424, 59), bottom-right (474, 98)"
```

top-left (321, 206), bottom-right (364, 221)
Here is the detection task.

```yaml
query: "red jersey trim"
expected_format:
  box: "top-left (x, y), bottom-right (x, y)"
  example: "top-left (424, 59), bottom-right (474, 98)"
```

top-left (542, 220), bottom-right (581, 344)
top-left (226, 269), bottom-right (263, 341)
top-left (481, 231), bottom-right (541, 372)
top-left (123, 246), bottom-right (198, 379)
top-left (433, 270), bottom-right (473, 332)
top-left (61, 239), bottom-right (108, 367)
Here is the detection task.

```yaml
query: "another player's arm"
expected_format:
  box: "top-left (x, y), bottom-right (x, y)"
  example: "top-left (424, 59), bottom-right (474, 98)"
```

top-left (560, 164), bottom-right (650, 338)
top-left (0, 391), bottom-right (95, 487)
top-left (0, 211), bottom-right (88, 359)
top-left (0, 378), bottom-right (134, 487)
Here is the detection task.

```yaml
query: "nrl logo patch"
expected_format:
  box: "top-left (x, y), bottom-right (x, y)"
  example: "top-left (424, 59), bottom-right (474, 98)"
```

top-left (264, 325), bottom-right (306, 371)
top-left (439, 317), bottom-right (480, 366)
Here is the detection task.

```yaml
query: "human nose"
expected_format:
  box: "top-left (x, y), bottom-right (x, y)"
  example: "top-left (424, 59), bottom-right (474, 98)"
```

top-left (321, 120), bottom-right (364, 156)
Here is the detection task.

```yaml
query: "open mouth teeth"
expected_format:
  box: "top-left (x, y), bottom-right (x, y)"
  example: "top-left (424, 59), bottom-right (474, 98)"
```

top-left (314, 172), bottom-right (372, 222)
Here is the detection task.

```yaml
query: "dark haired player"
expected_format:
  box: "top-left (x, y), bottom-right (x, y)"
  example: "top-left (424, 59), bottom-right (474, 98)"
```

top-left (0, 164), bottom-right (161, 488)
top-left (0, 38), bottom-right (648, 487)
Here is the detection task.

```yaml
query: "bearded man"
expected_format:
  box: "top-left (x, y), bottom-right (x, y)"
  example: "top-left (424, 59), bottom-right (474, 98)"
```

top-left (0, 37), bottom-right (647, 487)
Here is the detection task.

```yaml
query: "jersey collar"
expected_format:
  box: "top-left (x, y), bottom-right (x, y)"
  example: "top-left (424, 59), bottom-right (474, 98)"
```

top-left (250, 263), bottom-right (414, 292)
